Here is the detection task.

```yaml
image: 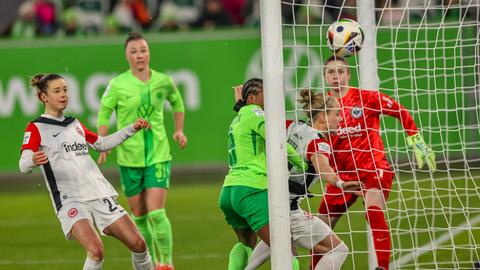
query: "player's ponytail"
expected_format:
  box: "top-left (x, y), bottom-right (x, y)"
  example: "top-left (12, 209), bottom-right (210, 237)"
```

top-left (233, 78), bottom-right (263, 112)
top-left (298, 89), bottom-right (337, 123)
top-left (31, 73), bottom-right (64, 103)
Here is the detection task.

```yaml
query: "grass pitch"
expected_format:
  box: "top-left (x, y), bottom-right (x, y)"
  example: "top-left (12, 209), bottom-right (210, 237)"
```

top-left (0, 170), bottom-right (479, 270)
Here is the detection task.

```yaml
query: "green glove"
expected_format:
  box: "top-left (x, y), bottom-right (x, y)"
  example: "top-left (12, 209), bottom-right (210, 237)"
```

top-left (287, 143), bottom-right (308, 171)
top-left (407, 133), bottom-right (436, 171)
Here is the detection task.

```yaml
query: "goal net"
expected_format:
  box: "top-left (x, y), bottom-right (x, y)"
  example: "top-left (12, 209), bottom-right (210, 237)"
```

top-left (279, 0), bottom-right (480, 269)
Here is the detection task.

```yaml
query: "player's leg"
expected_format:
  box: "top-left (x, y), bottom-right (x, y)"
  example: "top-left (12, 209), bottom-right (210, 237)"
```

top-left (244, 240), bottom-right (270, 270)
top-left (219, 186), bottom-right (255, 270)
top-left (365, 189), bottom-right (390, 270)
top-left (103, 214), bottom-right (152, 270)
top-left (252, 225), bottom-right (299, 270)
top-left (144, 162), bottom-right (173, 269)
top-left (291, 210), bottom-right (347, 270)
top-left (311, 187), bottom-right (357, 269)
top-left (311, 233), bottom-right (348, 270)
top-left (363, 170), bottom-right (394, 270)
top-left (121, 166), bottom-right (156, 263)
top-left (71, 219), bottom-right (105, 270)
top-left (58, 202), bottom-right (104, 270)
top-left (232, 228), bottom-right (258, 270)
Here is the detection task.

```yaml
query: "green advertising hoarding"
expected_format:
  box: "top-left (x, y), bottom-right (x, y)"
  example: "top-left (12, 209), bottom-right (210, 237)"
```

top-left (0, 30), bottom-right (268, 171)
top-left (0, 28), bottom-right (477, 172)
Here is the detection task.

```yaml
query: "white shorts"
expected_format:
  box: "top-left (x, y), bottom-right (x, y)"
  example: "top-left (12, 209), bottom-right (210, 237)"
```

top-left (57, 197), bottom-right (128, 240)
top-left (290, 209), bottom-right (332, 249)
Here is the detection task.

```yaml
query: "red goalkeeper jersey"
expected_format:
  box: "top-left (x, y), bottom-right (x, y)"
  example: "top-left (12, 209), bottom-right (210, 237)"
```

top-left (329, 87), bottom-right (418, 179)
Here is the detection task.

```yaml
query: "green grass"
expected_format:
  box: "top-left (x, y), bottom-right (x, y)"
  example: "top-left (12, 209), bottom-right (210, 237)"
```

top-left (0, 170), bottom-right (479, 269)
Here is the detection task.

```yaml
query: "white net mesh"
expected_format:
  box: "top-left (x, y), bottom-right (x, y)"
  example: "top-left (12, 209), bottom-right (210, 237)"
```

top-left (280, 0), bottom-right (480, 269)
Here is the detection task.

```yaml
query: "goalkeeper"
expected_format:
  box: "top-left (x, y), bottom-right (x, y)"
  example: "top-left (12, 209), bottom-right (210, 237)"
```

top-left (312, 56), bottom-right (436, 270)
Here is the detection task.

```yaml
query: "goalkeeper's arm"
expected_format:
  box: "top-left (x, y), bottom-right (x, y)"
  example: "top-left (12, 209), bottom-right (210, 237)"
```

top-left (376, 92), bottom-right (436, 171)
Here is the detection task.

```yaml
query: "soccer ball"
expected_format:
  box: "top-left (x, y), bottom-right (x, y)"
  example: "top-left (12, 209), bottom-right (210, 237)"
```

top-left (326, 19), bottom-right (364, 57)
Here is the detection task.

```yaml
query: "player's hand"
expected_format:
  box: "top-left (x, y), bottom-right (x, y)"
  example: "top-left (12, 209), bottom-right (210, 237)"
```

top-left (173, 131), bottom-right (187, 149)
top-left (32, 151), bottom-right (48, 166)
top-left (97, 151), bottom-right (111, 165)
top-left (233, 85), bottom-right (243, 102)
top-left (339, 180), bottom-right (364, 196)
top-left (407, 133), bottom-right (436, 172)
top-left (133, 118), bottom-right (150, 130)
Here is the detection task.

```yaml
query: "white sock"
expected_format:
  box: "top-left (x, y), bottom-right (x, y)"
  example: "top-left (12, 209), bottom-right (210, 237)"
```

top-left (132, 250), bottom-right (153, 270)
top-left (83, 257), bottom-right (103, 270)
top-left (315, 242), bottom-right (348, 270)
top-left (245, 241), bottom-right (270, 270)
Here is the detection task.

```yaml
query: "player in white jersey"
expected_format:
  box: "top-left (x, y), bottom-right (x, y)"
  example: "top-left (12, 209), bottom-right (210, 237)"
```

top-left (18, 73), bottom-right (153, 270)
top-left (245, 89), bottom-right (362, 270)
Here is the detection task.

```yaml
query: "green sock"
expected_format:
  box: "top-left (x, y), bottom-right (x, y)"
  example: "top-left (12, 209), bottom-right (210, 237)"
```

top-left (292, 256), bottom-right (299, 270)
top-left (132, 214), bottom-right (156, 263)
top-left (148, 209), bottom-right (173, 265)
top-left (228, 242), bottom-right (252, 270)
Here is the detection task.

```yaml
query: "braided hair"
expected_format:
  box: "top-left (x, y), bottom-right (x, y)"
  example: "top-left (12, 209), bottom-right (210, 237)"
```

top-left (233, 78), bottom-right (263, 112)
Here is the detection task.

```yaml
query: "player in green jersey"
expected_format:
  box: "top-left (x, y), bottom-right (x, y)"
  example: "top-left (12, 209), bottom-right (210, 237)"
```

top-left (97, 32), bottom-right (186, 270)
top-left (219, 78), bottom-right (304, 270)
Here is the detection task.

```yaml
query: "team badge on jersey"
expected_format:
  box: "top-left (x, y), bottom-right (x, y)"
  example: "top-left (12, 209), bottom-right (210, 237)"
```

top-left (252, 108), bottom-right (264, 117)
top-left (23, 132), bottom-right (31, 145)
top-left (76, 126), bottom-right (85, 137)
top-left (351, 106), bottom-right (363, 119)
top-left (67, 208), bottom-right (78, 218)
top-left (316, 142), bottom-right (331, 154)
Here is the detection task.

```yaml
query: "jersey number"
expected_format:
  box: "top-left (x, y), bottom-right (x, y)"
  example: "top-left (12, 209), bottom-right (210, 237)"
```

top-left (103, 197), bottom-right (120, 213)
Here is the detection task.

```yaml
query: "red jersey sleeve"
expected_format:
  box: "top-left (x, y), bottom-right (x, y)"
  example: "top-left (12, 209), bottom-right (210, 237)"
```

top-left (286, 120), bottom-right (294, 129)
top-left (21, 123), bottom-right (41, 152)
top-left (306, 138), bottom-right (331, 161)
top-left (79, 121), bottom-right (99, 144)
top-left (369, 91), bottom-right (418, 136)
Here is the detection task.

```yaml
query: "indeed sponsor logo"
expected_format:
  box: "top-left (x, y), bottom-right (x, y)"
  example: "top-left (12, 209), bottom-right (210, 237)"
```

top-left (337, 124), bottom-right (362, 136)
top-left (61, 142), bottom-right (88, 153)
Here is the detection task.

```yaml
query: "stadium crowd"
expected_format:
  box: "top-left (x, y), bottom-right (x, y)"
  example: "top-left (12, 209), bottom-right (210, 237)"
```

top-left (3, 0), bottom-right (465, 39)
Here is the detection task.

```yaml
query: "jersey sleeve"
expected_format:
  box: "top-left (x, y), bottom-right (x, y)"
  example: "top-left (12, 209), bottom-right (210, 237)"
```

top-left (249, 107), bottom-right (266, 138)
top-left (286, 120), bottom-right (294, 129)
top-left (21, 123), bottom-right (41, 152)
top-left (97, 81), bottom-right (118, 128)
top-left (79, 121), bottom-right (99, 144)
top-left (369, 91), bottom-right (418, 136)
top-left (306, 138), bottom-right (331, 161)
top-left (165, 76), bottom-right (185, 113)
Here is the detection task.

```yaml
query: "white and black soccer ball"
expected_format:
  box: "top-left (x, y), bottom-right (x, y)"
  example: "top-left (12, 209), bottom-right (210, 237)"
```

top-left (326, 19), bottom-right (364, 57)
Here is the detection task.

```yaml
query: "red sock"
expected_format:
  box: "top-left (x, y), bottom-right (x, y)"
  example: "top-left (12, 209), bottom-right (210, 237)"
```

top-left (366, 206), bottom-right (391, 270)
top-left (310, 249), bottom-right (322, 269)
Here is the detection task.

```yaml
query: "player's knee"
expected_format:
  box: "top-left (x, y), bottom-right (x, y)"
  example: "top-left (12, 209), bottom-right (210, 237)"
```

top-left (333, 241), bottom-right (349, 260)
top-left (130, 236), bottom-right (147, 253)
top-left (88, 244), bottom-right (104, 261)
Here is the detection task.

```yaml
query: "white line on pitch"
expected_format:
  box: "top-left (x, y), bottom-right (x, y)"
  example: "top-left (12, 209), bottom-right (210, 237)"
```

top-left (390, 214), bottom-right (480, 269)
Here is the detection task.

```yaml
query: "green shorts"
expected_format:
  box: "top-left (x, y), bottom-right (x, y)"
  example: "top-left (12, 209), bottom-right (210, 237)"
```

top-left (218, 185), bottom-right (269, 232)
top-left (119, 161), bottom-right (171, 197)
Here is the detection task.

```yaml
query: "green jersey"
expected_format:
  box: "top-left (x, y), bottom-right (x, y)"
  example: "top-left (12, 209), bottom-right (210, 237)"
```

top-left (224, 104), bottom-right (268, 189)
top-left (97, 69), bottom-right (184, 167)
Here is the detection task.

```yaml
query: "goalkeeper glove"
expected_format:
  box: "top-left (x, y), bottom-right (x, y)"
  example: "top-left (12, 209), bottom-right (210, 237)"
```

top-left (407, 133), bottom-right (436, 172)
